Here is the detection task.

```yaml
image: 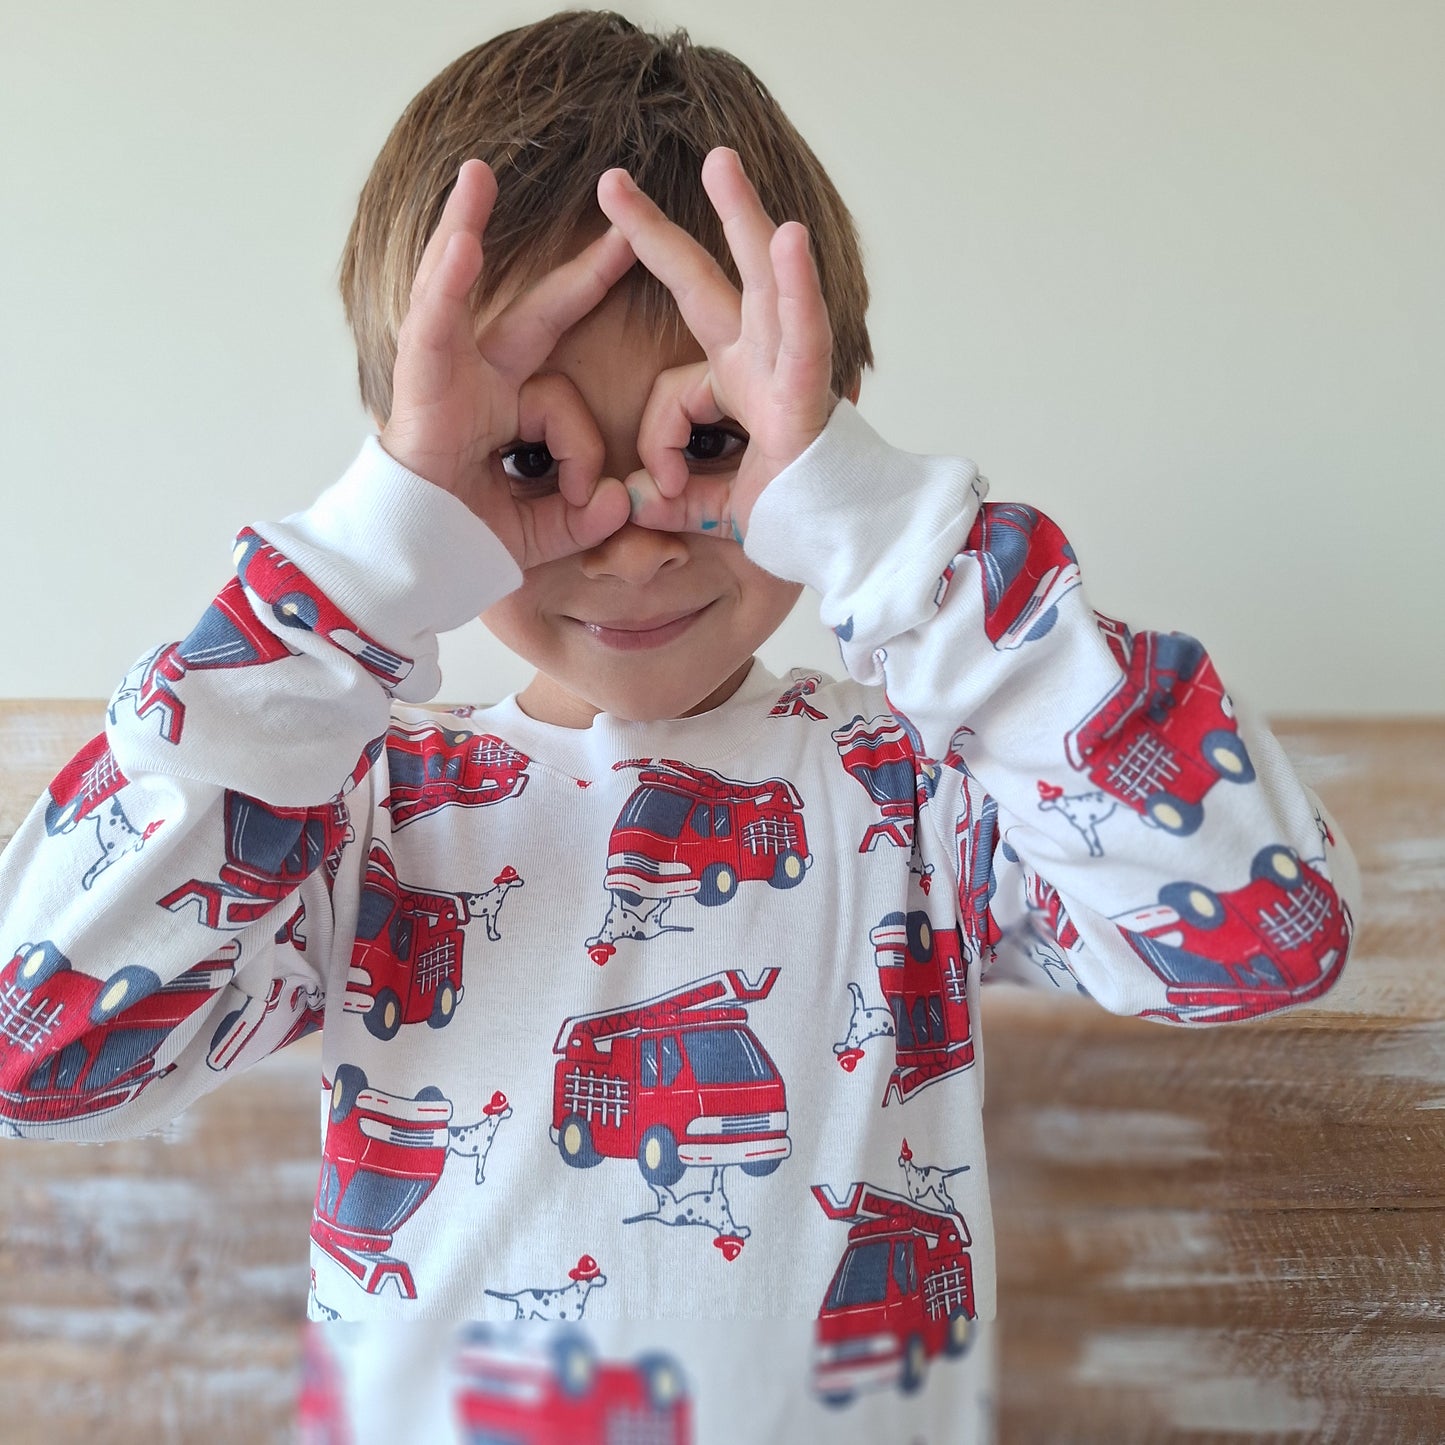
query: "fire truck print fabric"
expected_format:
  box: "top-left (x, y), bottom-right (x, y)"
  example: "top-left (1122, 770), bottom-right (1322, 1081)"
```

top-left (0, 414), bottom-right (1359, 1443)
top-left (586, 761), bottom-right (810, 964)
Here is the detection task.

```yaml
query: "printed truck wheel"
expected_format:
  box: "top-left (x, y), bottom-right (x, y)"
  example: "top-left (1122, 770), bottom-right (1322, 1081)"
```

top-left (557, 1114), bottom-right (604, 1169)
top-left (365, 988), bottom-right (402, 1041)
top-left (89, 964), bottom-right (163, 1024)
top-left (906, 910), bottom-right (932, 962)
top-left (13, 941), bottom-right (71, 992)
top-left (900, 1333), bottom-right (928, 1394)
top-left (428, 982), bottom-right (457, 1029)
top-left (330, 1064), bottom-right (366, 1123)
top-left (820, 1389), bottom-right (854, 1410)
top-left (1146, 793), bottom-right (1204, 836)
top-left (1159, 880), bottom-right (1225, 930)
top-left (944, 1308), bottom-right (973, 1358)
top-left (1251, 845), bottom-right (1302, 888)
top-left (636, 1352), bottom-right (686, 1410)
top-left (638, 1125), bottom-right (685, 1187)
top-left (273, 591), bottom-right (319, 631)
top-left (697, 862), bottom-right (737, 907)
top-left (770, 850), bottom-right (806, 890)
top-left (1203, 728), bottom-right (1254, 783)
top-left (551, 1330), bottom-right (597, 1399)
top-left (741, 1157), bottom-right (782, 1178)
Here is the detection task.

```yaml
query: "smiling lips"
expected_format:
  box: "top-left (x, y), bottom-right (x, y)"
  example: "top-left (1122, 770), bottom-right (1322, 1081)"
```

top-left (576, 606), bottom-right (709, 650)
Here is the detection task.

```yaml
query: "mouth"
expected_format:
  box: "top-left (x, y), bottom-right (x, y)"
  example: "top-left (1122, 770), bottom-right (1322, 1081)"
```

top-left (573, 604), bottom-right (711, 652)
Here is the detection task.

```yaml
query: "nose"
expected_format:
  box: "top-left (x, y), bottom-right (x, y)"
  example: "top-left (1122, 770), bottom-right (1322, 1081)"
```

top-left (578, 518), bottom-right (690, 585)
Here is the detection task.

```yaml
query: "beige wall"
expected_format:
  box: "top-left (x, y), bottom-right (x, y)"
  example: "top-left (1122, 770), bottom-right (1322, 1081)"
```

top-left (2, 0), bottom-right (1439, 714)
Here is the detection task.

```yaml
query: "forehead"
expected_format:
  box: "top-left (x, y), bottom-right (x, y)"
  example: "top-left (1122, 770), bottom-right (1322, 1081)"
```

top-left (549, 279), bottom-right (703, 375)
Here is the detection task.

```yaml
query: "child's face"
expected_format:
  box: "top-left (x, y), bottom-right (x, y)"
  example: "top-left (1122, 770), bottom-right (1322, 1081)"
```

top-left (476, 279), bottom-right (806, 727)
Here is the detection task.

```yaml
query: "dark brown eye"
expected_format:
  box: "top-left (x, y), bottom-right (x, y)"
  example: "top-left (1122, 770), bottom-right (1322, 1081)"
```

top-left (685, 426), bottom-right (747, 464)
top-left (499, 442), bottom-right (557, 485)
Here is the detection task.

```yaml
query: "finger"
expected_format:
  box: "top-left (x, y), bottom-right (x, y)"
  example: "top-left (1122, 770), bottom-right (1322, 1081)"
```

top-left (413, 159), bottom-right (498, 302)
top-left (480, 225), bottom-right (638, 385)
top-left (525, 475), bottom-right (632, 564)
top-left (513, 372), bottom-right (605, 510)
top-left (771, 222), bottom-right (835, 410)
top-left (635, 360), bottom-right (724, 499)
top-left (596, 168), bottom-right (741, 356)
top-left (701, 148), bottom-right (781, 346)
top-left (623, 466), bottom-right (743, 541)
top-left (394, 228), bottom-right (487, 409)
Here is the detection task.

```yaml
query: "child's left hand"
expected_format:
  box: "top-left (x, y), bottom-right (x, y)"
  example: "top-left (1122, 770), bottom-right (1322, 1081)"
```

top-left (595, 147), bottom-right (839, 541)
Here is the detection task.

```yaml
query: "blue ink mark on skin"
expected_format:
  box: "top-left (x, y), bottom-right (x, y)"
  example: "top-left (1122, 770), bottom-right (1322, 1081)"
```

top-left (627, 486), bottom-right (642, 515)
top-left (731, 519), bottom-right (745, 543)
top-left (701, 518), bottom-right (718, 531)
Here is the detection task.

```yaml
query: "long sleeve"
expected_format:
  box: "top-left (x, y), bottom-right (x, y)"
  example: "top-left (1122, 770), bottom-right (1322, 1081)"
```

top-left (745, 400), bottom-right (1361, 1025)
top-left (0, 438), bottom-right (522, 1139)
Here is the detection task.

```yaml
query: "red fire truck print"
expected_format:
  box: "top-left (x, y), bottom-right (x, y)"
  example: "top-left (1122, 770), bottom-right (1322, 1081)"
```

top-left (44, 734), bottom-right (164, 891)
top-left (1022, 865), bottom-right (1081, 955)
top-left (343, 841), bottom-right (521, 1040)
top-left (232, 528), bottom-right (414, 690)
top-left (836, 914), bottom-right (975, 1105)
top-left (1064, 629), bottom-right (1255, 837)
top-left (158, 790), bottom-right (351, 930)
top-left (831, 715), bottom-right (919, 853)
top-left (0, 939), bottom-right (238, 1127)
top-left (486, 1255), bottom-right (609, 1321)
top-left (452, 1324), bottom-right (693, 1445)
top-left (551, 969), bottom-right (790, 1194)
top-left (381, 722), bottom-right (530, 829)
top-left (206, 973), bottom-right (325, 1071)
top-left (811, 1182), bottom-right (975, 1407)
top-left (956, 793), bottom-right (1002, 964)
top-left (313, 1064), bottom-right (457, 1298)
top-left (768, 672), bottom-right (827, 721)
top-left (1115, 844), bottom-right (1352, 1024)
top-left (967, 502), bottom-right (1082, 650)
top-left (109, 577), bottom-right (297, 746)
top-left (585, 761), bottom-right (809, 965)
top-left (297, 1323), bottom-right (353, 1445)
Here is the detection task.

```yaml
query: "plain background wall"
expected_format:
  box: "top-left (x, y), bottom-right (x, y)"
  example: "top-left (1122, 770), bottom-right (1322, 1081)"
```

top-left (2, 0), bottom-right (1440, 715)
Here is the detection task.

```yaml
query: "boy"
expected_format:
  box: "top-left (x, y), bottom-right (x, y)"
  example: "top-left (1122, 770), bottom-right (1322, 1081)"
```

top-left (0, 11), bottom-right (1359, 1443)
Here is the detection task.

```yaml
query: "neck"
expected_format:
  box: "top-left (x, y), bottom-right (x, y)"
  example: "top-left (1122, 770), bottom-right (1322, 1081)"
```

top-left (516, 658), bottom-right (757, 728)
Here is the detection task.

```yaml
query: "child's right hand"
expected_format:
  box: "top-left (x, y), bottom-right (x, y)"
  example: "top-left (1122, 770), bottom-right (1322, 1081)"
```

top-left (378, 158), bottom-right (638, 571)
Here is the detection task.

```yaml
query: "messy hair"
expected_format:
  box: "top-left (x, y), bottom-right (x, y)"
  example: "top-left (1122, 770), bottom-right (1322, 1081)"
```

top-left (338, 10), bottom-right (873, 425)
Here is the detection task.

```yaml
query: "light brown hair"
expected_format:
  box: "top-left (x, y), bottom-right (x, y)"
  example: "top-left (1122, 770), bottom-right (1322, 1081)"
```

top-left (338, 10), bottom-right (873, 426)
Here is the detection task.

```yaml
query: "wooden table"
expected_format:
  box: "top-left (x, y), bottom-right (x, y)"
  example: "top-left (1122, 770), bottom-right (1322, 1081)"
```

top-left (1, 703), bottom-right (1441, 1443)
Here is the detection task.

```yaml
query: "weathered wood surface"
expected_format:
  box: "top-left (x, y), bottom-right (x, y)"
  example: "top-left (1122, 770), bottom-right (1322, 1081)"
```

top-left (0, 704), bottom-right (1441, 1444)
